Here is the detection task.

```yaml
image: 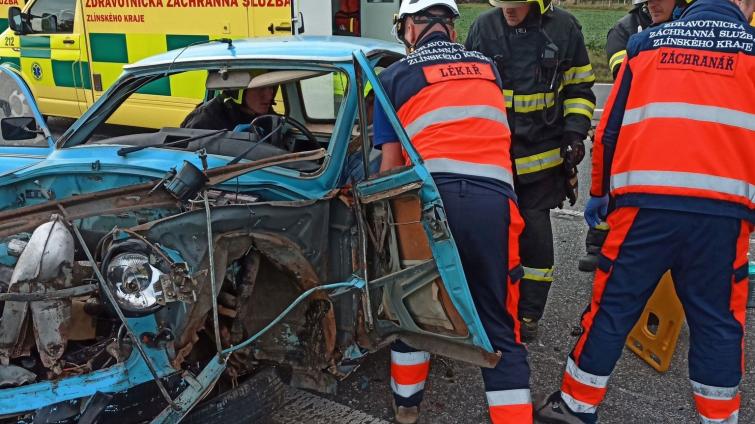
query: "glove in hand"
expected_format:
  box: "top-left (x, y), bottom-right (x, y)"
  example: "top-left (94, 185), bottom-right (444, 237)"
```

top-left (561, 132), bottom-right (585, 167)
top-left (561, 132), bottom-right (584, 207)
top-left (585, 195), bottom-right (609, 228)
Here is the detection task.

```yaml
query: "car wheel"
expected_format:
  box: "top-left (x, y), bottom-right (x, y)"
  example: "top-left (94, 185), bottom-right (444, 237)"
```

top-left (183, 367), bottom-right (285, 424)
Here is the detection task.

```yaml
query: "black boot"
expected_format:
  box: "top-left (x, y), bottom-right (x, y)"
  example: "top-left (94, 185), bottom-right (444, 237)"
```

top-left (577, 225), bottom-right (608, 272)
top-left (534, 392), bottom-right (592, 424)
top-left (520, 317), bottom-right (539, 343)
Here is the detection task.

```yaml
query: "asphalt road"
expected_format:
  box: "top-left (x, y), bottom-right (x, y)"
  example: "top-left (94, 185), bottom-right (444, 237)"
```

top-left (324, 136), bottom-right (755, 424)
top-left (47, 83), bottom-right (754, 423)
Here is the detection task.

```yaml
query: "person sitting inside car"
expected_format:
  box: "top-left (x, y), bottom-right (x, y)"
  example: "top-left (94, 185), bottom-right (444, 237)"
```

top-left (180, 71), bottom-right (278, 132)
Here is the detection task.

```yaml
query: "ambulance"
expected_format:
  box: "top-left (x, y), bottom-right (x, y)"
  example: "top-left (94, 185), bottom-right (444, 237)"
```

top-left (0, 0), bottom-right (398, 127)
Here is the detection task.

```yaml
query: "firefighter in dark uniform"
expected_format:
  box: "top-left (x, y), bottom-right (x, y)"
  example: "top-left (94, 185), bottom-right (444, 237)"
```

top-left (465, 0), bottom-right (596, 341)
top-left (606, 0), bottom-right (651, 80)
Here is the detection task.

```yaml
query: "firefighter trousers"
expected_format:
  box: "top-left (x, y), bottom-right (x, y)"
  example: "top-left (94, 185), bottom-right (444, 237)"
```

top-left (560, 207), bottom-right (751, 424)
top-left (390, 176), bottom-right (532, 423)
top-left (516, 173), bottom-right (565, 321)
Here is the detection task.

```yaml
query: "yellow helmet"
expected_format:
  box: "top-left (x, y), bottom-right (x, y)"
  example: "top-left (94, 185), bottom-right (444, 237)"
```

top-left (488, 0), bottom-right (552, 15)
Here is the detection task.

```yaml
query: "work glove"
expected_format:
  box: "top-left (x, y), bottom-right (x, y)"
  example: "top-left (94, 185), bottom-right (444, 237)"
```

top-left (561, 132), bottom-right (586, 167)
top-left (584, 195), bottom-right (609, 228)
top-left (563, 168), bottom-right (578, 206)
top-left (561, 132), bottom-right (585, 206)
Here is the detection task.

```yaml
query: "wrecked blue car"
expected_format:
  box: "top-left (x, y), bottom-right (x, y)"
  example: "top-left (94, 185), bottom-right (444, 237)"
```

top-left (0, 36), bottom-right (500, 423)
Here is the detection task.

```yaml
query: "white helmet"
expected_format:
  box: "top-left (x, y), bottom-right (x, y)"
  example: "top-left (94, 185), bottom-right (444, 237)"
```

top-left (397, 0), bottom-right (460, 21)
top-left (393, 0), bottom-right (459, 49)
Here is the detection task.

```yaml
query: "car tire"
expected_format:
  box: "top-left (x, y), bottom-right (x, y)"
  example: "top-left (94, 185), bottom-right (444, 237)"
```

top-left (183, 367), bottom-right (285, 424)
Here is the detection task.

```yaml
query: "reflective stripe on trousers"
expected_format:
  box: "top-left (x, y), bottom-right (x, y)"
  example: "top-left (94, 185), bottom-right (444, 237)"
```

top-left (390, 350), bottom-right (430, 399)
top-left (692, 380), bottom-right (740, 424)
top-left (486, 389), bottom-right (533, 423)
top-left (522, 266), bottom-right (554, 282)
top-left (560, 357), bottom-right (609, 414)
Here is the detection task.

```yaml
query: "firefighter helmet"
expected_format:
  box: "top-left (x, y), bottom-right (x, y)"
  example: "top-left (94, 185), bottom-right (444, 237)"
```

top-left (488, 0), bottom-right (552, 14)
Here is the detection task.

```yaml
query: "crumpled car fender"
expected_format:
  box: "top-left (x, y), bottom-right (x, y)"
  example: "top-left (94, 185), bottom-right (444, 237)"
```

top-left (0, 216), bottom-right (74, 371)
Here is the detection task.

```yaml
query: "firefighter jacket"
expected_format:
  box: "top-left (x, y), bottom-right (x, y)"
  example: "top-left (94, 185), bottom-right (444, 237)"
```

top-left (606, 5), bottom-right (651, 79)
top-left (373, 32), bottom-right (515, 190)
top-left (465, 7), bottom-right (596, 184)
top-left (592, 0), bottom-right (755, 223)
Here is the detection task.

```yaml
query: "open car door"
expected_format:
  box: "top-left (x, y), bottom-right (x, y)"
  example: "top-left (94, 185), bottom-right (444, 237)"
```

top-left (352, 51), bottom-right (498, 367)
top-left (0, 65), bottom-right (53, 178)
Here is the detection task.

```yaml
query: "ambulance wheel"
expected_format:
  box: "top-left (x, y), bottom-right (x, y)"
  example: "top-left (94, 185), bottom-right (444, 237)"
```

top-left (183, 367), bottom-right (285, 424)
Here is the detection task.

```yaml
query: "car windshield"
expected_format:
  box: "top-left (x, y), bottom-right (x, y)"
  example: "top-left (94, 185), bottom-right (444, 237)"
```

top-left (80, 66), bottom-right (353, 173)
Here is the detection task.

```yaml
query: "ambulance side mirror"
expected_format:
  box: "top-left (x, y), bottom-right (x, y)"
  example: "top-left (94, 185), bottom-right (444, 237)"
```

top-left (1, 117), bottom-right (41, 141)
top-left (7, 7), bottom-right (25, 34)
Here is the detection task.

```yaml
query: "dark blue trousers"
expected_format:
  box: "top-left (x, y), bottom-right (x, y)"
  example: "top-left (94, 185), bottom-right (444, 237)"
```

top-left (561, 207), bottom-right (751, 423)
top-left (391, 176), bottom-right (530, 411)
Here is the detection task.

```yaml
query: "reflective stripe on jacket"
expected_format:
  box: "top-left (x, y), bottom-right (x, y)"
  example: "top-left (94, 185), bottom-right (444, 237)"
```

top-left (605, 5), bottom-right (651, 80)
top-left (592, 0), bottom-right (755, 222)
top-left (465, 7), bottom-right (596, 183)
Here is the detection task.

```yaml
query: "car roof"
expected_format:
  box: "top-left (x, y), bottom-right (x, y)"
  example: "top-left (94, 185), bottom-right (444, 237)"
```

top-left (126, 36), bottom-right (405, 70)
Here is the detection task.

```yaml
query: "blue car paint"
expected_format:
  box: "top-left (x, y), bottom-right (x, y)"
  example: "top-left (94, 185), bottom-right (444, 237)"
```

top-left (0, 37), bottom-right (494, 417)
top-left (0, 316), bottom-right (175, 413)
top-left (1, 145), bottom-right (323, 202)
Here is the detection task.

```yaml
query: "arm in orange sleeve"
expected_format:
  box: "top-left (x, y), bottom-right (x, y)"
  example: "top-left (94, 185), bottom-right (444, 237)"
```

top-left (590, 59), bottom-right (633, 197)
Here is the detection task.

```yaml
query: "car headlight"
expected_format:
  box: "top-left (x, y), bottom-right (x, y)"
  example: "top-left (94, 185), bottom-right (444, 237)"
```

top-left (105, 252), bottom-right (163, 314)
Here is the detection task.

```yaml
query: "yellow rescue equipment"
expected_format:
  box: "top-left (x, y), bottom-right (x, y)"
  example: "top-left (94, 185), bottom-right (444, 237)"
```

top-left (626, 272), bottom-right (685, 373)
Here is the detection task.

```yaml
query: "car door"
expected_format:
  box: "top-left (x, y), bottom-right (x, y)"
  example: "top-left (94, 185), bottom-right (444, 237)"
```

top-left (351, 51), bottom-right (498, 367)
top-left (0, 64), bottom-right (53, 177)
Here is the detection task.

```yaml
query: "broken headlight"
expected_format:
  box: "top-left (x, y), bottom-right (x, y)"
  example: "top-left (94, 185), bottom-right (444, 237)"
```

top-left (105, 252), bottom-right (163, 314)
top-left (100, 236), bottom-right (197, 316)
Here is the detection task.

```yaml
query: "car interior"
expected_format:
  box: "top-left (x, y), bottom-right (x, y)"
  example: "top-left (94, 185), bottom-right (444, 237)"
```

top-left (89, 68), bottom-right (355, 173)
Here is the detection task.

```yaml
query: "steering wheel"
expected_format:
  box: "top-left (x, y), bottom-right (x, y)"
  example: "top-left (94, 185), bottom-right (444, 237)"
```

top-left (250, 114), bottom-right (320, 152)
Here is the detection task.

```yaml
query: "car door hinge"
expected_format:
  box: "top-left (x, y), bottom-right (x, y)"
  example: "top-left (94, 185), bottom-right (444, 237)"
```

top-left (423, 205), bottom-right (451, 242)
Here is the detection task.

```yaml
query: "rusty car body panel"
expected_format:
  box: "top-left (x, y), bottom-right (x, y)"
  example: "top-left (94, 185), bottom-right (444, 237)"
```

top-left (0, 36), bottom-right (497, 422)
